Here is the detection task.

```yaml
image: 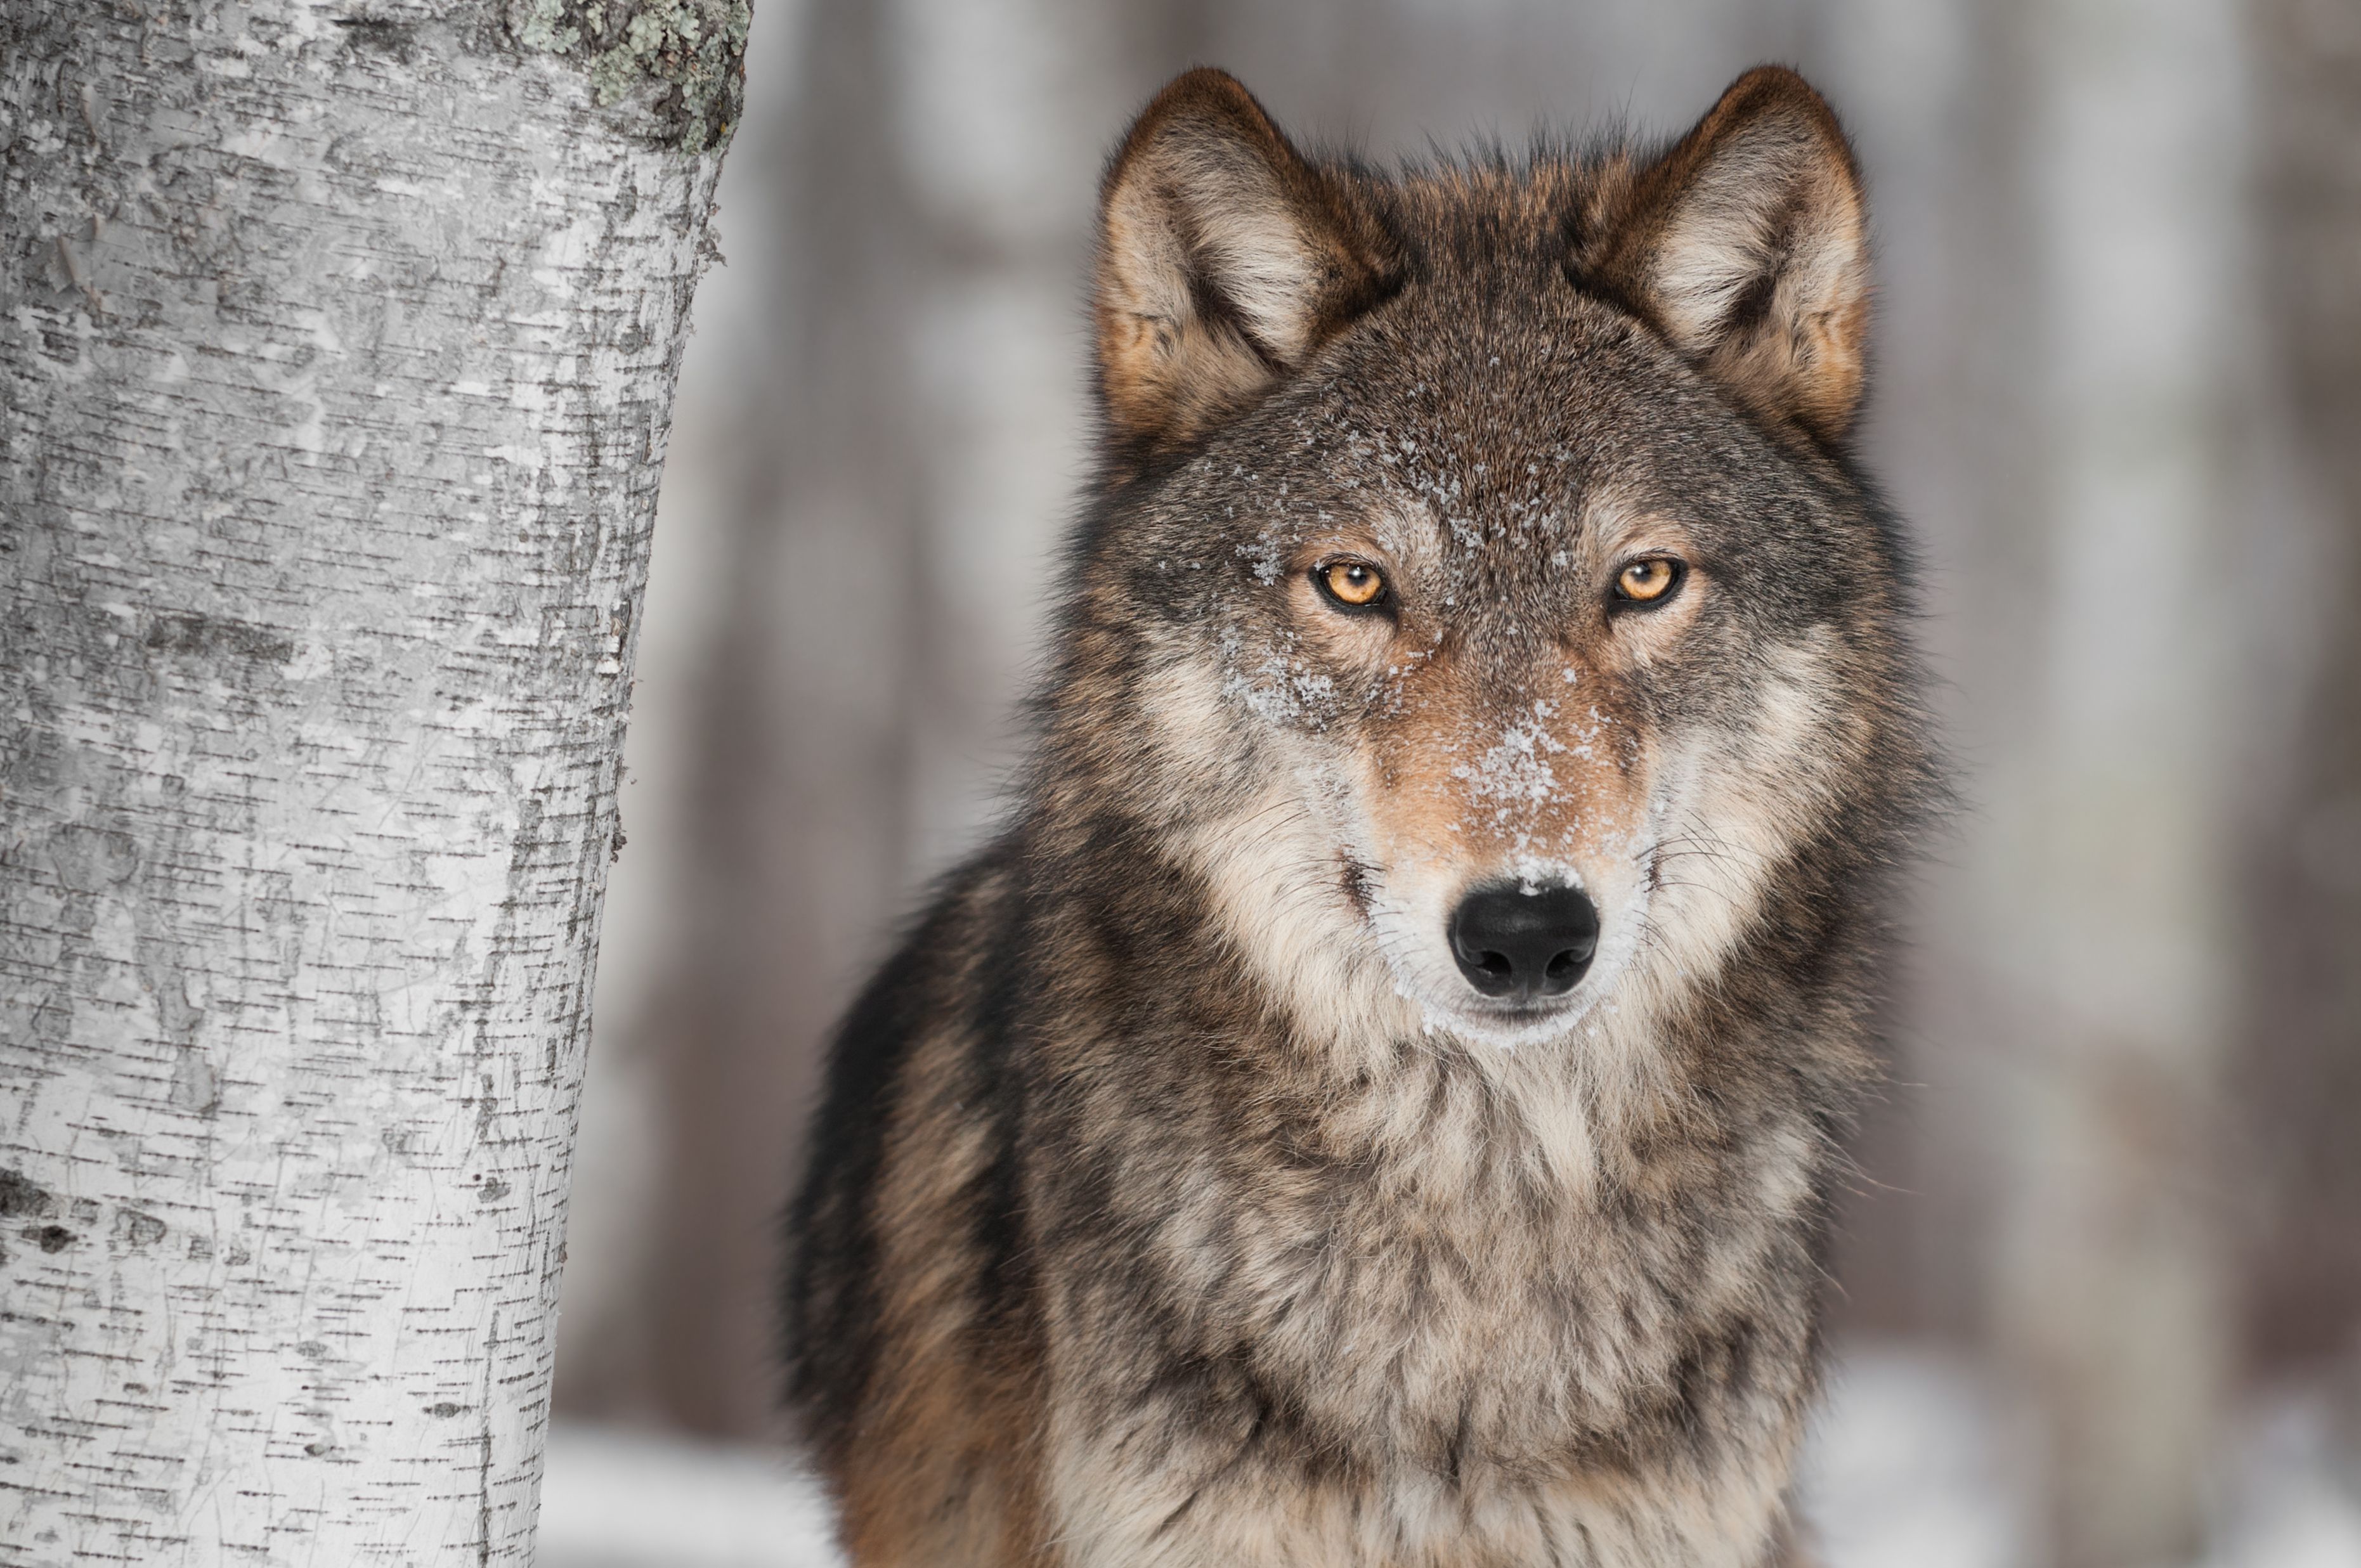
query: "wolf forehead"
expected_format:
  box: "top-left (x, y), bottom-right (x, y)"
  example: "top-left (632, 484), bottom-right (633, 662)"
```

top-left (1285, 172), bottom-right (1745, 473)
top-left (1155, 305), bottom-right (1771, 554)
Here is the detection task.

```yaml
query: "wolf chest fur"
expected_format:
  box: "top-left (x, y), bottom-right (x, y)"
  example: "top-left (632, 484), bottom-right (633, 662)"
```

top-left (786, 63), bottom-right (1934, 1568)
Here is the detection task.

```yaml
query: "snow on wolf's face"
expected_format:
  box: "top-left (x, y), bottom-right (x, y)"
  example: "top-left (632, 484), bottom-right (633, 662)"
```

top-left (1126, 280), bottom-right (1875, 1049)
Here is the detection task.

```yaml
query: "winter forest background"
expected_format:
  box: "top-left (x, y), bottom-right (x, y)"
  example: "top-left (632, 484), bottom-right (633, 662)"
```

top-left (539, 0), bottom-right (2361, 1564)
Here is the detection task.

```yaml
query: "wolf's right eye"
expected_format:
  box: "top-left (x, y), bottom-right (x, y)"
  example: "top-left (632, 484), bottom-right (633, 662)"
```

top-left (1315, 560), bottom-right (1389, 611)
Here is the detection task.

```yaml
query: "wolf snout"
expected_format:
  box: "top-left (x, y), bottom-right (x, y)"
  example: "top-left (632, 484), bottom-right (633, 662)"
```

top-left (1447, 881), bottom-right (1601, 1003)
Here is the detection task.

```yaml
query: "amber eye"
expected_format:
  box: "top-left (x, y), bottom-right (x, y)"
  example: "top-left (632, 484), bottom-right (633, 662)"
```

top-left (1316, 559), bottom-right (1389, 610)
top-left (1614, 557), bottom-right (1684, 606)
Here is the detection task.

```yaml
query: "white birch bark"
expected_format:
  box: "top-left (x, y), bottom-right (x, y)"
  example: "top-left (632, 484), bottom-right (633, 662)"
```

top-left (0, 1), bottom-right (737, 1562)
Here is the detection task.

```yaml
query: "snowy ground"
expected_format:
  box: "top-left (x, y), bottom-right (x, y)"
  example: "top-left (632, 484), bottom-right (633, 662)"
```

top-left (536, 1425), bottom-right (838, 1568)
top-left (538, 1344), bottom-right (2361, 1568)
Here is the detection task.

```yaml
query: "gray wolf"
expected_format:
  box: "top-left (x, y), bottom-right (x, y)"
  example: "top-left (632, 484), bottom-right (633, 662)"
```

top-left (785, 63), bottom-right (1934, 1567)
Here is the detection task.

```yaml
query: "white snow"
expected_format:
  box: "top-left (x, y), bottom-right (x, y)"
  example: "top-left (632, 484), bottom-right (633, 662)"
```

top-left (537, 1425), bottom-right (843, 1568)
top-left (1799, 1344), bottom-right (2361, 1568)
top-left (1800, 1344), bottom-right (2034, 1568)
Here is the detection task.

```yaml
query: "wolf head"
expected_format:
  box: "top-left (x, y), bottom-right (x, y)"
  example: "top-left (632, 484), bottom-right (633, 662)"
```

top-left (1047, 68), bottom-right (1925, 1054)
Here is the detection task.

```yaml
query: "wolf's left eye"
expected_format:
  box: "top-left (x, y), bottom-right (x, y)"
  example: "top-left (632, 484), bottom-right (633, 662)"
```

top-left (1614, 557), bottom-right (1684, 606)
top-left (1315, 560), bottom-right (1389, 611)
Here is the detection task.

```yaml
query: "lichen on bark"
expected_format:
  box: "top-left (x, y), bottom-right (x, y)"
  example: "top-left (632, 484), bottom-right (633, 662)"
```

top-left (511, 0), bottom-right (750, 153)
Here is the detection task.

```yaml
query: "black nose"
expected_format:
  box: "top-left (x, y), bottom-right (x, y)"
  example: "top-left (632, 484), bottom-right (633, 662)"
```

top-left (1448, 881), bottom-right (1599, 1002)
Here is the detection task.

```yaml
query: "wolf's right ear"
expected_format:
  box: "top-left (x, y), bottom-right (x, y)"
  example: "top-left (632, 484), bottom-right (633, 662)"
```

top-left (1094, 69), bottom-right (1397, 470)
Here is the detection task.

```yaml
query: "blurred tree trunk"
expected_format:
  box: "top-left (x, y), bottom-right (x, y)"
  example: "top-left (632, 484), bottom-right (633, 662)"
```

top-left (628, 0), bottom-right (929, 1438)
top-left (630, 0), bottom-right (1188, 1440)
top-left (0, 1), bottom-right (733, 1560)
top-left (2241, 0), bottom-right (2361, 1385)
top-left (1986, 0), bottom-right (2249, 1561)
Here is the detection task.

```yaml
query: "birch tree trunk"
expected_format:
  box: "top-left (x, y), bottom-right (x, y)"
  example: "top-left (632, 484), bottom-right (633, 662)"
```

top-left (0, 2), bottom-right (738, 1562)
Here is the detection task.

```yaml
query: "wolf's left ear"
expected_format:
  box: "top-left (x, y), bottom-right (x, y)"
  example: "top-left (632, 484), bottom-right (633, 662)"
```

top-left (1585, 67), bottom-right (1870, 443)
top-left (1095, 68), bottom-right (1398, 469)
